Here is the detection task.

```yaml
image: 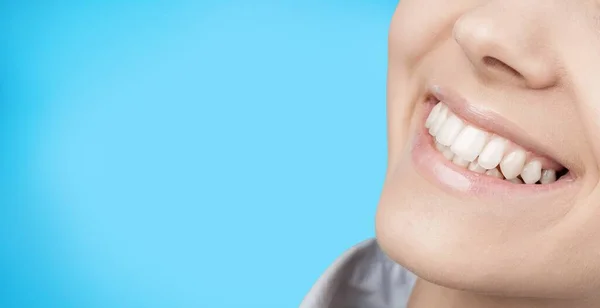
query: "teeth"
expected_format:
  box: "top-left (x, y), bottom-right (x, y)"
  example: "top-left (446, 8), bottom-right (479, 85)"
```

top-left (425, 103), bottom-right (443, 129)
top-left (499, 150), bottom-right (526, 180)
top-left (426, 102), bottom-right (564, 185)
top-left (452, 156), bottom-right (470, 167)
top-left (540, 169), bottom-right (557, 184)
top-left (485, 168), bottom-right (504, 179)
top-left (436, 114), bottom-right (465, 146)
top-left (508, 177), bottom-right (524, 184)
top-left (442, 148), bottom-right (455, 160)
top-left (468, 162), bottom-right (486, 174)
top-left (435, 141), bottom-right (456, 160)
top-left (477, 137), bottom-right (507, 169)
top-left (521, 160), bottom-right (542, 184)
top-left (435, 141), bottom-right (447, 152)
top-left (429, 104), bottom-right (449, 136)
top-left (450, 125), bottom-right (488, 162)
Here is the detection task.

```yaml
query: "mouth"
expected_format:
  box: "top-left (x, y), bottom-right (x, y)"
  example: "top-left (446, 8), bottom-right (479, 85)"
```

top-left (411, 86), bottom-right (575, 195)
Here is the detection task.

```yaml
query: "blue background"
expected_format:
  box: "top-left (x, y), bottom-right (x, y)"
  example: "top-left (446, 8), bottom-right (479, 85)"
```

top-left (0, 1), bottom-right (396, 307)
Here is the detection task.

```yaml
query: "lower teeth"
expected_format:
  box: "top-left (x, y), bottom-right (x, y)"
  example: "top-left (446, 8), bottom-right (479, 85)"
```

top-left (434, 140), bottom-right (565, 184)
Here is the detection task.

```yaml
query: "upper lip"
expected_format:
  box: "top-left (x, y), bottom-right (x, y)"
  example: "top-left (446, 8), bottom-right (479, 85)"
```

top-left (429, 85), bottom-right (567, 171)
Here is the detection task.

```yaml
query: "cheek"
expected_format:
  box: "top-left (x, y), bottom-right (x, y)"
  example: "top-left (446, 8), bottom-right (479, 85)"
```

top-left (389, 0), bottom-right (461, 67)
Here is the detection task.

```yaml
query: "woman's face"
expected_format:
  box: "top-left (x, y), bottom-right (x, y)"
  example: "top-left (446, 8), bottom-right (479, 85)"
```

top-left (376, 0), bottom-right (600, 299)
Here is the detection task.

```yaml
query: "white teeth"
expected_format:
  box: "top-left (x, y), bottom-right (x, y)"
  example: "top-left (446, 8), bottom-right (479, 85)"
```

top-left (452, 156), bottom-right (470, 167)
top-left (436, 114), bottom-right (465, 146)
top-left (485, 168), bottom-right (504, 179)
top-left (426, 102), bottom-right (564, 185)
top-left (442, 148), bottom-right (455, 160)
top-left (425, 103), bottom-right (443, 129)
top-left (499, 150), bottom-right (526, 180)
top-left (477, 137), bottom-right (507, 169)
top-left (540, 169), bottom-right (557, 184)
top-left (508, 177), bottom-right (524, 184)
top-left (435, 141), bottom-right (455, 160)
top-left (436, 142), bottom-right (456, 160)
top-left (450, 125), bottom-right (488, 162)
top-left (429, 104), bottom-right (449, 136)
top-left (468, 162), bottom-right (486, 174)
top-left (435, 141), bottom-right (447, 152)
top-left (521, 160), bottom-right (542, 184)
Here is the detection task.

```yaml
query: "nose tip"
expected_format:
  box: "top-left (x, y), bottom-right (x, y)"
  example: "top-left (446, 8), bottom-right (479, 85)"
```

top-left (453, 11), bottom-right (558, 89)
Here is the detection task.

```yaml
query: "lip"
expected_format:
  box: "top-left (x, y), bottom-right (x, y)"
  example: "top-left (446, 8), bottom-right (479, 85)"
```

top-left (411, 87), bottom-right (577, 197)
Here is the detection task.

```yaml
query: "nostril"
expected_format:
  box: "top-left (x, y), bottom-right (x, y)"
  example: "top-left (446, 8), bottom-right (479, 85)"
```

top-left (482, 56), bottom-right (523, 79)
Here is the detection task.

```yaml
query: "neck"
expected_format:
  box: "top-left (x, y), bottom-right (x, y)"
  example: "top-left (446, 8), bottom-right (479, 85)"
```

top-left (407, 278), bottom-right (598, 308)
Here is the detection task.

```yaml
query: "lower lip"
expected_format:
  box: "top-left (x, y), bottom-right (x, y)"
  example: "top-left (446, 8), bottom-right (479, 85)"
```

top-left (410, 101), bottom-right (575, 197)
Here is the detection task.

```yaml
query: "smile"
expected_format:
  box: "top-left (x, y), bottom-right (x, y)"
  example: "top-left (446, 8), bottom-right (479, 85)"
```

top-left (425, 100), bottom-right (567, 184)
top-left (411, 86), bottom-right (575, 195)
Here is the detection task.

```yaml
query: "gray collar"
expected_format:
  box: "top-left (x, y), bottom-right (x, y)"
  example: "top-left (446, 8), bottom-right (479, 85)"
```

top-left (301, 238), bottom-right (417, 308)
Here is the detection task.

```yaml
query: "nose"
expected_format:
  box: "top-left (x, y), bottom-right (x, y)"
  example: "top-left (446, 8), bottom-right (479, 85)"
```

top-left (452, 2), bottom-right (559, 89)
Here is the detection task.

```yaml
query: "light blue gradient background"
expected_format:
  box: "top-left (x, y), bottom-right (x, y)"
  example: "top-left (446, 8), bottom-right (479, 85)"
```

top-left (0, 1), bottom-right (396, 307)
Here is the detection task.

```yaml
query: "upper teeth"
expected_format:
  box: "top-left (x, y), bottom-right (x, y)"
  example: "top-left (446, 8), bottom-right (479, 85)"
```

top-left (425, 101), bottom-right (559, 184)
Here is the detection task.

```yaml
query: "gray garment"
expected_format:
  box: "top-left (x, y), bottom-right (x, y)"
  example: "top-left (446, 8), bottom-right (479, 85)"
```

top-left (301, 238), bottom-right (417, 308)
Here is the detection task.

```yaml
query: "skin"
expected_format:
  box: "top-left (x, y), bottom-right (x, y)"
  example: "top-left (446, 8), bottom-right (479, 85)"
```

top-left (375, 0), bottom-right (600, 307)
